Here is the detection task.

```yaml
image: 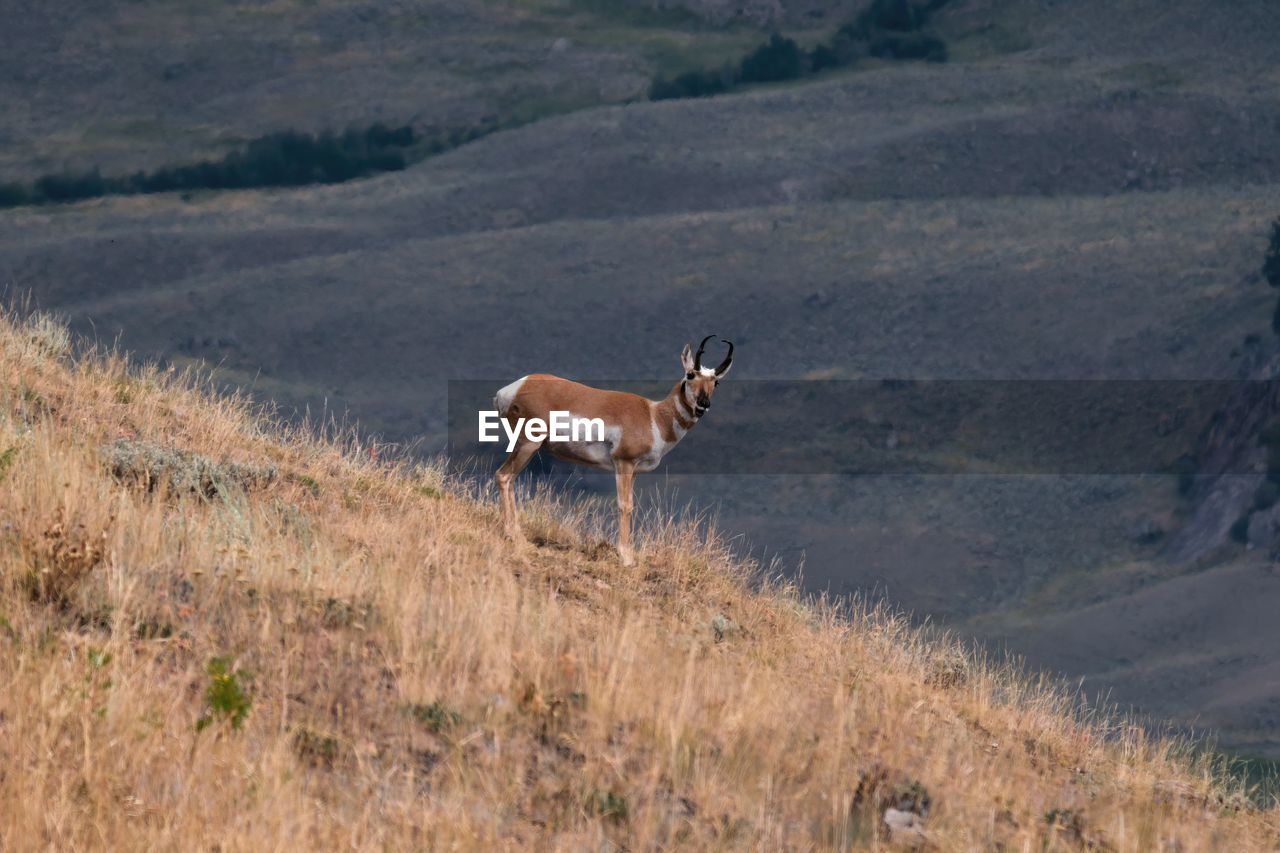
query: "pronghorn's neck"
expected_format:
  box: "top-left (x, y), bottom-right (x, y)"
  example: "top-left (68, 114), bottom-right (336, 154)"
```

top-left (650, 378), bottom-right (701, 444)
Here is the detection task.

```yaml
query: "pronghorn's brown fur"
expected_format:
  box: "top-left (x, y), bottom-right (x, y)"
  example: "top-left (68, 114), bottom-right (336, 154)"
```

top-left (495, 336), bottom-right (733, 565)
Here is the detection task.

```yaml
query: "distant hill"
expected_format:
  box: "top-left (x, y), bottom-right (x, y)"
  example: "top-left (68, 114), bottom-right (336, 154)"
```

top-left (0, 0), bottom-right (800, 180)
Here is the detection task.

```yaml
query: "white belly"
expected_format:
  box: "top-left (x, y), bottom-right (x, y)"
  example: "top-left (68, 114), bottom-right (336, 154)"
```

top-left (547, 439), bottom-right (615, 471)
top-left (542, 418), bottom-right (677, 474)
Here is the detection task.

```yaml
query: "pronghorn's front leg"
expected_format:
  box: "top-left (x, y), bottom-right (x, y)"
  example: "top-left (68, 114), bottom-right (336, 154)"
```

top-left (614, 460), bottom-right (637, 566)
top-left (496, 439), bottom-right (540, 539)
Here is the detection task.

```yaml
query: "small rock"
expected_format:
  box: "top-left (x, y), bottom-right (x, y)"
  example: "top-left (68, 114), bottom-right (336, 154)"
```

top-left (710, 613), bottom-right (740, 642)
top-left (1130, 517), bottom-right (1164, 545)
top-left (804, 289), bottom-right (835, 309)
top-left (883, 808), bottom-right (927, 846)
top-left (1247, 505), bottom-right (1280, 553)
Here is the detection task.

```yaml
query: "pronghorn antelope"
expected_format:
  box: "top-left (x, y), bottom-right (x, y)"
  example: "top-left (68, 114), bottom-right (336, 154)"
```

top-left (494, 335), bottom-right (734, 565)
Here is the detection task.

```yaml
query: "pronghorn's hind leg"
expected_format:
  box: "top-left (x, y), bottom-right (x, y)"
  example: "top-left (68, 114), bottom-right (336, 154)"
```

top-left (496, 439), bottom-right (541, 539)
top-left (613, 460), bottom-right (637, 566)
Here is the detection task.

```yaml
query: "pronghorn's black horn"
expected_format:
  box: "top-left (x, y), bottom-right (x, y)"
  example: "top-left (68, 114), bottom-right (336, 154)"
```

top-left (715, 339), bottom-right (734, 375)
top-left (694, 335), bottom-right (716, 371)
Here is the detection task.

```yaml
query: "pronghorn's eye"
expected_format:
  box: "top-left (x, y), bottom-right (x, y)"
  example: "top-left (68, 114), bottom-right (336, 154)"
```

top-left (686, 372), bottom-right (694, 380)
top-left (715, 380), bottom-right (720, 386)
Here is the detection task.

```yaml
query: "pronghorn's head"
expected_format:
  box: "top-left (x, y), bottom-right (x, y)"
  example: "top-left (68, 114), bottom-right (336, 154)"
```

top-left (679, 335), bottom-right (734, 417)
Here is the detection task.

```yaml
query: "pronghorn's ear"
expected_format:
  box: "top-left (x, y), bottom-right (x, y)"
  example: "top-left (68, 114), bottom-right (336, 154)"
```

top-left (680, 344), bottom-right (695, 375)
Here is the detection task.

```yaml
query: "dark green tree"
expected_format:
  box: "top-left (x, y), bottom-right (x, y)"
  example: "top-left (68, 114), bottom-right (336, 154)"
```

top-left (0, 182), bottom-right (31, 208)
top-left (650, 67), bottom-right (734, 100)
top-left (864, 0), bottom-right (924, 31)
top-left (738, 34), bottom-right (805, 84)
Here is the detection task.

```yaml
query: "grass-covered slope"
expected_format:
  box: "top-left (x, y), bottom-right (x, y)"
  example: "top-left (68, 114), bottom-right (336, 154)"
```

top-left (0, 312), bottom-right (1277, 849)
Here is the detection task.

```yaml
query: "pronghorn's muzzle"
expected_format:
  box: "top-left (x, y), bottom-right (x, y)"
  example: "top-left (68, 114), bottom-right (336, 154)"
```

top-left (695, 394), bottom-right (711, 417)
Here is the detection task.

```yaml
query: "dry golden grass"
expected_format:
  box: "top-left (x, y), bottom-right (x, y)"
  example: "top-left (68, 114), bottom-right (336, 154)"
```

top-left (0, 311), bottom-right (1276, 851)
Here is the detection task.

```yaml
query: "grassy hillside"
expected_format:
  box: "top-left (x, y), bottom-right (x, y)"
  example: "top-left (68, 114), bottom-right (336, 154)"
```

top-left (2, 316), bottom-right (1278, 848)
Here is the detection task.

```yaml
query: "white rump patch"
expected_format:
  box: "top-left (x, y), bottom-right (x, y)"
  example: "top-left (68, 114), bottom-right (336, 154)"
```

top-left (493, 376), bottom-right (527, 415)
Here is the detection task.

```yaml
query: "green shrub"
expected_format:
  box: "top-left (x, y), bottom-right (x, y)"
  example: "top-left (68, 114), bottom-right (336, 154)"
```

top-left (0, 446), bottom-right (17, 480)
top-left (842, 0), bottom-right (950, 40)
top-left (0, 122), bottom-right (423, 208)
top-left (807, 43), bottom-right (843, 73)
top-left (287, 471), bottom-right (322, 496)
top-left (131, 124), bottom-right (414, 193)
top-left (36, 169), bottom-right (107, 202)
top-left (650, 67), bottom-right (734, 100)
top-left (589, 789), bottom-right (629, 824)
top-left (648, 0), bottom-right (950, 102)
top-left (1044, 808), bottom-right (1088, 844)
top-left (293, 727), bottom-right (343, 767)
top-left (197, 657), bottom-right (253, 731)
top-left (408, 701), bottom-right (462, 733)
top-left (0, 182), bottom-right (31, 207)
